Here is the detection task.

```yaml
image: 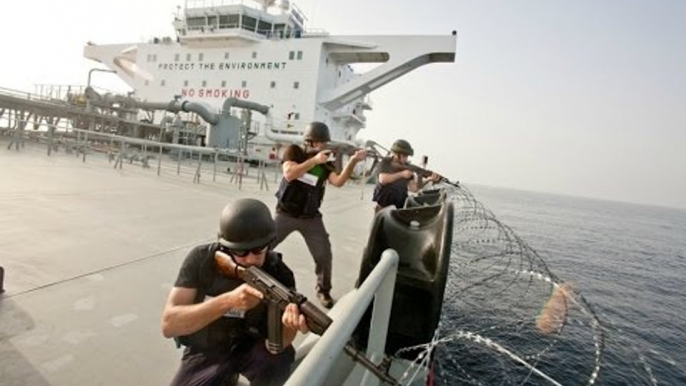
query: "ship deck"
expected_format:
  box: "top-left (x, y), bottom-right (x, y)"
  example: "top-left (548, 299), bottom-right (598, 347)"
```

top-left (0, 139), bottom-right (376, 386)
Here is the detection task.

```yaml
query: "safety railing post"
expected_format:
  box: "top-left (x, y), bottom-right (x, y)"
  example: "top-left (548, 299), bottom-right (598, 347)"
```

top-left (193, 151), bottom-right (202, 183)
top-left (361, 251), bottom-right (398, 386)
top-left (286, 250), bottom-right (399, 386)
top-left (213, 150), bottom-right (218, 182)
top-left (158, 145), bottom-right (163, 176)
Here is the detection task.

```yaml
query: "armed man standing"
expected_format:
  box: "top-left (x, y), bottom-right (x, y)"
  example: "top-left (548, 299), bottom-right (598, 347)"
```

top-left (161, 199), bottom-right (308, 386)
top-left (372, 139), bottom-right (440, 212)
top-left (273, 121), bottom-right (366, 308)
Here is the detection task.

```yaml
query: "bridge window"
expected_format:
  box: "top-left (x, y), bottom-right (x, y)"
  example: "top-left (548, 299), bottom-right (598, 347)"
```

top-left (252, 52), bottom-right (257, 59)
top-left (207, 16), bottom-right (217, 28)
top-left (242, 81), bottom-right (247, 87)
top-left (219, 15), bottom-right (229, 28)
top-left (198, 53), bottom-right (204, 61)
top-left (202, 80), bottom-right (207, 87)
top-left (221, 80), bottom-right (226, 87)
top-left (186, 53), bottom-right (191, 61)
top-left (184, 80), bottom-right (189, 87)
top-left (187, 17), bottom-right (205, 31)
top-left (288, 51), bottom-right (294, 60)
top-left (296, 51), bottom-right (303, 60)
top-left (258, 20), bottom-right (272, 35)
top-left (242, 15), bottom-right (257, 32)
top-left (227, 14), bottom-right (239, 28)
top-left (274, 23), bottom-right (285, 37)
top-left (270, 81), bottom-right (276, 88)
top-left (174, 53), bottom-right (180, 62)
top-left (224, 52), bottom-right (230, 59)
top-left (293, 81), bottom-right (299, 89)
top-left (161, 80), bottom-right (166, 87)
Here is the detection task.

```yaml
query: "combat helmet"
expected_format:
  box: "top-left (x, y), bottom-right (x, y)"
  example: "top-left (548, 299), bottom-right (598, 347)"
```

top-left (303, 121), bottom-right (331, 143)
top-left (391, 139), bottom-right (414, 156)
top-left (218, 199), bottom-right (275, 250)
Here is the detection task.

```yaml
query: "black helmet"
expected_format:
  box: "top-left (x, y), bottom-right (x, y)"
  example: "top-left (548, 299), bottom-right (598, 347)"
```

top-left (303, 121), bottom-right (331, 143)
top-left (391, 139), bottom-right (414, 156)
top-left (218, 199), bottom-right (275, 250)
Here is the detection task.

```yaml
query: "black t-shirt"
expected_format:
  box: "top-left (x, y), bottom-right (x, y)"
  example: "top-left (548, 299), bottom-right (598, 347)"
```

top-left (174, 243), bottom-right (296, 349)
top-left (276, 145), bottom-right (334, 217)
top-left (372, 157), bottom-right (411, 209)
top-left (281, 144), bottom-right (335, 178)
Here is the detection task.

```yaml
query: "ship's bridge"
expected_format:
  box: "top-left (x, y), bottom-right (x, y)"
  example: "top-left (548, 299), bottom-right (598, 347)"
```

top-left (175, 0), bottom-right (323, 43)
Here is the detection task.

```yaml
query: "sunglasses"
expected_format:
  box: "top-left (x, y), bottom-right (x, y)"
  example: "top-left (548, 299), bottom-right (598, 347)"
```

top-left (226, 244), bottom-right (270, 258)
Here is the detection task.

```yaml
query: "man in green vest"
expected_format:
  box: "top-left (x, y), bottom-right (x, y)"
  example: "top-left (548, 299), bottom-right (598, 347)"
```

top-left (274, 121), bottom-right (366, 308)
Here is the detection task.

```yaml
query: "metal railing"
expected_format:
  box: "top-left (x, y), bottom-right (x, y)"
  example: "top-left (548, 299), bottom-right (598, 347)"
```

top-left (180, 24), bottom-right (321, 40)
top-left (286, 249), bottom-right (399, 386)
top-left (1, 117), bottom-right (281, 190)
top-left (1, 85), bottom-right (114, 104)
top-left (0, 86), bottom-right (54, 103)
top-left (185, 0), bottom-right (256, 10)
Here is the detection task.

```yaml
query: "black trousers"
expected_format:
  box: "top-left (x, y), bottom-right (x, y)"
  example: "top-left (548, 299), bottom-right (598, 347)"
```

top-left (273, 212), bottom-right (333, 293)
top-left (168, 339), bottom-right (295, 386)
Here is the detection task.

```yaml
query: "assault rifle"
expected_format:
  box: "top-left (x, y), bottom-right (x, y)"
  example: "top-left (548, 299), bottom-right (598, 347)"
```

top-left (304, 141), bottom-right (360, 157)
top-left (389, 160), bottom-right (460, 188)
top-left (214, 251), bottom-right (399, 386)
top-left (364, 140), bottom-right (460, 187)
top-left (303, 140), bottom-right (382, 175)
top-left (302, 140), bottom-right (386, 160)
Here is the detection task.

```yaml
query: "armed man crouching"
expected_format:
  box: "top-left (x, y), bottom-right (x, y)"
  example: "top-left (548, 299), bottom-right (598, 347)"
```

top-left (161, 199), bottom-right (308, 386)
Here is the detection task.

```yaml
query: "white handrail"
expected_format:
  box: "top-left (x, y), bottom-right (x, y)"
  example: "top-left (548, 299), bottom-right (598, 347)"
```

top-left (286, 249), bottom-right (399, 386)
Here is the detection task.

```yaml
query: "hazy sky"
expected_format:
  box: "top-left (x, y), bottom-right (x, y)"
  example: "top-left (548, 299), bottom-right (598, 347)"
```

top-left (1, 0), bottom-right (685, 209)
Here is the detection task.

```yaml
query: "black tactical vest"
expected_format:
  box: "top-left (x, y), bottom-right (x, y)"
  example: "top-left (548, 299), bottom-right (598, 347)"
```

top-left (275, 169), bottom-right (329, 218)
top-left (373, 158), bottom-right (410, 209)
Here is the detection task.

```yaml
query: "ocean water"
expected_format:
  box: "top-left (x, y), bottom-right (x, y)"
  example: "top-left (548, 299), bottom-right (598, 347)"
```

top-left (432, 185), bottom-right (686, 386)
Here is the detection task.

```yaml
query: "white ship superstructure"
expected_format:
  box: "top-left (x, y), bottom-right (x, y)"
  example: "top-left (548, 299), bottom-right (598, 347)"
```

top-left (84, 0), bottom-right (456, 153)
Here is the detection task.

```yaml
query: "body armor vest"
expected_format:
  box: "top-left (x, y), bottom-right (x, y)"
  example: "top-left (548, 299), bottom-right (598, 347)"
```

top-left (373, 158), bottom-right (410, 209)
top-left (276, 167), bottom-right (328, 218)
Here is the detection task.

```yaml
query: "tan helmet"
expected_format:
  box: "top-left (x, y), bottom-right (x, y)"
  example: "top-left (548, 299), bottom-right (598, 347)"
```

top-left (391, 139), bottom-right (414, 156)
